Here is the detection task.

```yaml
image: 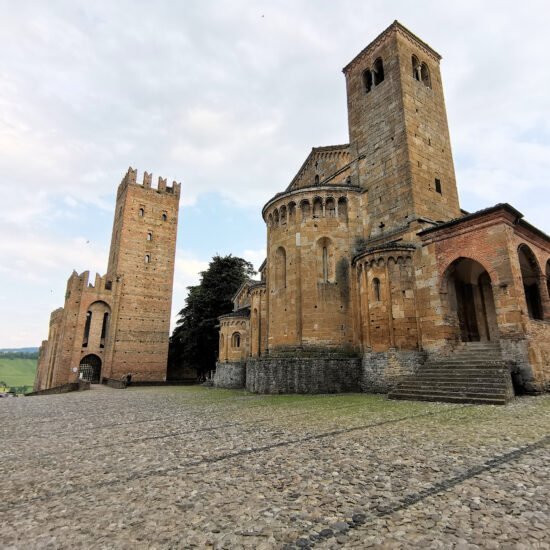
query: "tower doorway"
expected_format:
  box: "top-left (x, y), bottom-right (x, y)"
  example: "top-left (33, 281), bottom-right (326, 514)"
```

top-left (445, 258), bottom-right (498, 342)
top-left (79, 354), bottom-right (102, 383)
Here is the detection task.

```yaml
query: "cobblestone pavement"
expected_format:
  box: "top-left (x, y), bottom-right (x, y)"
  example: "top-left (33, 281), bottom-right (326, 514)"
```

top-left (1, 386), bottom-right (549, 549)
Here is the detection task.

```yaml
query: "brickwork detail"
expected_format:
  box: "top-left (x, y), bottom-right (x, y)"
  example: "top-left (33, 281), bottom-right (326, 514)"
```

top-left (35, 168), bottom-right (180, 390)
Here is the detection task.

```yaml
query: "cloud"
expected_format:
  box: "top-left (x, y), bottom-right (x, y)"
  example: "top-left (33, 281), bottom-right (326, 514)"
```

top-left (2, 1), bottom-right (550, 346)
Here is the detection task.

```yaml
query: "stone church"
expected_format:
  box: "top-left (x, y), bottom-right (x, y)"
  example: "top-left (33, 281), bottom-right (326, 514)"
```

top-left (34, 168), bottom-right (180, 390)
top-left (215, 21), bottom-right (550, 403)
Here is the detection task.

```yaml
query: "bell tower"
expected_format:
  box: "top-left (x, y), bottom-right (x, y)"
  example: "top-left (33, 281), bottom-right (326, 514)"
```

top-left (343, 21), bottom-right (461, 237)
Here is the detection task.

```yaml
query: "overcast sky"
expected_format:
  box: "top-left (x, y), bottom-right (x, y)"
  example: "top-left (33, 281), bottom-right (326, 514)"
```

top-left (1, 0), bottom-right (550, 348)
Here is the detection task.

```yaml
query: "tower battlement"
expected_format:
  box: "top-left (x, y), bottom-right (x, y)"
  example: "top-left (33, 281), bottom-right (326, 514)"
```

top-left (119, 166), bottom-right (181, 198)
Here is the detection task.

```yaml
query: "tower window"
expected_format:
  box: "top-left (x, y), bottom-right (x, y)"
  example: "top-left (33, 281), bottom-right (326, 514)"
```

top-left (162, 213), bottom-right (167, 222)
top-left (373, 58), bottom-right (384, 85)
top-left (435, 178), bottom-right (442, 194)
top-left (139, 207), bottom-right (144, 217)
top-left (145, 254), bottom-right (150, 264)
top-left (82, 311), bottom-right (92, 347)
top-left (363, 69), bottom-right (373, 93)
top-left (421, 63), bottom-right (431, 88)
top-left (314, 174), bottom-right (320, 185)
top-left (147, 231), bottom-right (152, 241)
top-left (412, 55), bottom-right (421, 81)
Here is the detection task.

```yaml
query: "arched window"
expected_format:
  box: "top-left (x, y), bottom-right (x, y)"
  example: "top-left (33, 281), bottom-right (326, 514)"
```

top-left (300, 200), bottom-right (311, 221)
top-left (372, 278), bottom-right (381, 301)
top-left (288, 202), bottom-right (296, 224)
top-left (373, 58), bottom-right (384, 85)
top-left (518, 245), bottom-right (543, 320)
top-left (326, 197), bottom-right (336, 218)
top-left (268, 213), bottom-right (273, 227)
top-left (363, 69), bottom-right (373, 93)
top-left (412, 55), bottom-right (421, 81)
top-left (314, 174), bottom-right (320, 185)
top-left (82, 311), bottom-right (92, 347)
top-left (275, 246), bottom-right (287, 289)
top-left (313, 197), bottom-right (323, 218)
top-left (162, 212), bottom-right (167, 222)
top-left (232, 332), bottom-right (241, 348)
top-left (147, 231), bottom-right (152, 241)
top-left (273, 209), bottom-right (279, 227)
top-left (280, 205), bottom-right (287, 225)
top-left (421, 62), bottom-right (431, 88)
top-left (139, 208), bottom-right (144, 217)
top-left (145, 254), bottom-right (150, 264)
top-left (338, 197), bottom-right (348, 222)
top-left (317, 237), bottom-right (333, 283)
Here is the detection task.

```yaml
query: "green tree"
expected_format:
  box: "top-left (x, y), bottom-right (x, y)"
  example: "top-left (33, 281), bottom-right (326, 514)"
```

top-left (168, 254), bottom-right (255, 378)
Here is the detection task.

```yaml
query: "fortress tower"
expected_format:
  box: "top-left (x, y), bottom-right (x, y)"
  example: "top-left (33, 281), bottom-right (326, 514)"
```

top-left (34, 168), bottom-right (181, 390)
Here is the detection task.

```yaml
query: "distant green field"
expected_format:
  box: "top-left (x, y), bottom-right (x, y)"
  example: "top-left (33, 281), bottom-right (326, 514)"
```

top-left (0, 357), bottom-right (37, 391)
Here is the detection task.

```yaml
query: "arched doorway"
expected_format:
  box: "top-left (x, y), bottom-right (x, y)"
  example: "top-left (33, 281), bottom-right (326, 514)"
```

top-left (445, 258), bottom-right (498, 342)
top-left (518, 245), bottom-right (543, 320)
top-left (79, 354), bottom-right (102, 383)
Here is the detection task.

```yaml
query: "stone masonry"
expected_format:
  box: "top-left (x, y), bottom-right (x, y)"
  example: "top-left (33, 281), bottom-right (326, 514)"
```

top-left (215, 21), bottom-right (550, 397)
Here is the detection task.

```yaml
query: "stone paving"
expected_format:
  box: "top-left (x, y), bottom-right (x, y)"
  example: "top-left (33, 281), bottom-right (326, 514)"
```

top-left (1, 385), bottom-right (549, 549)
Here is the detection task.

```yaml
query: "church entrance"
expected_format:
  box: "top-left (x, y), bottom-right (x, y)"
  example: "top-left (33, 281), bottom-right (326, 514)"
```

top-left (79, 354), bottom-right (102, 383)
top-left (445, 258), bottom-right (498, 342)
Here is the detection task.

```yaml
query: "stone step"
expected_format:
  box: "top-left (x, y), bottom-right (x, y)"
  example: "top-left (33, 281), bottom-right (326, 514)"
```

top-left (388, 393), bottom-right (507, 405)
top-left (416, 370), bottom-right (508, 376)
top-left (389, 390), bottom-right (508, 401)
top-left (396, 385), bottom-right (508, 395)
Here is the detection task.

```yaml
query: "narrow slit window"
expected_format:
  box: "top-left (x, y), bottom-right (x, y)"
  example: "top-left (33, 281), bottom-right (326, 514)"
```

top-left (147, 231), bottom-right (152, 241)
top-left (145, 254), bottom-right (150, 264)
top-left (373, 278), bottom-right (381, 301)
top-left (100, 313), bottom-right (109, 349)
top-left (139, 207), bottom-right (144, 217)
top-left (435, 178), bottom-right (442, 194)
top-left (162, 213), bottom-right (167, 222)
top-left (82, 311), bottom-right (92, 347)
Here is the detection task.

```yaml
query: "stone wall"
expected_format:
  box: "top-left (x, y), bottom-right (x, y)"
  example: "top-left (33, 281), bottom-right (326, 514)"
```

top-left (214, 362), bottom-right (246, 389)
top-left (525, 321), bottom-right (550, 391)
top-left (246, 356), bottom-right (361, 394)
top-left (361, 349), bottom-right (425, 393)
top-left (26, 380), bottom-right (90, 396)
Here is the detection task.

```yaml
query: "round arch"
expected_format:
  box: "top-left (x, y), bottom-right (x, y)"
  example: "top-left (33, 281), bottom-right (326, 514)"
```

top-left (443, 257), bottom-right (498, 342)
top-left (518, 244), bottom-right (543, 320)
top-left (79, 354), bottom-right (102, 384)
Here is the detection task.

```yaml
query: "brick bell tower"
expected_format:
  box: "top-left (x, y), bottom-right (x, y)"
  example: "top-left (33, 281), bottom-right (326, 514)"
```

top-left (106, 167), bottom-right (181, 382)
top-left (343, 21), bottom-right (461, 238)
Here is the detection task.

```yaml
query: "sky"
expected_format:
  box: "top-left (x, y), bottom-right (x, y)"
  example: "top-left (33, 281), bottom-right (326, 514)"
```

top-left (1, 0), bottom-right (550, 348)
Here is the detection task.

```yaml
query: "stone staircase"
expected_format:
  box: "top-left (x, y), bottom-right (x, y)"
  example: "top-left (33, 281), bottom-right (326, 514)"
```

top-left (388, 342), bottom-right (514, 405)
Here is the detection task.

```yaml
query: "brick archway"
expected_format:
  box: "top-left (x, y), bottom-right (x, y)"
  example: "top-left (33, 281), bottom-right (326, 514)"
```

top-left (443, 257), bottom-right (498, 342)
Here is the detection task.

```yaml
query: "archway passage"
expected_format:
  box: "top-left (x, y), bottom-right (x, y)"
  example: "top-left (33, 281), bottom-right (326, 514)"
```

top-left (79, 354), bottom-right (102, 383)
top-left (518, 245), bottom-right (543, 320)
top-left (445, 258), bottom-right (498, 342)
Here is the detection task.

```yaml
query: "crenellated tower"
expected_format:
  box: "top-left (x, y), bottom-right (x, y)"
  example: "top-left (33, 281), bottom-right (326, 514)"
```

top-left (34, 167), bottom-right (181, 390)
top-left (106, 167), bottom-right (181, 381)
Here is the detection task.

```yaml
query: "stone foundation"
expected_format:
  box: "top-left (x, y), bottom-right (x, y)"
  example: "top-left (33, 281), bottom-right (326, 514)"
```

top-left (361, 349), bottom-right (425, 393)
top-left (246, 356), bottom-right (361, 394)
top-left (499, 338), bottom-right (538, 394)
top-left (214, 362), bottom-right (246, 389)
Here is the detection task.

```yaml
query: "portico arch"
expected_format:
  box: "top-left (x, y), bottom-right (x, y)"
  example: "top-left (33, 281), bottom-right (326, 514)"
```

top-left (444, 257), bottom-right (498, 342)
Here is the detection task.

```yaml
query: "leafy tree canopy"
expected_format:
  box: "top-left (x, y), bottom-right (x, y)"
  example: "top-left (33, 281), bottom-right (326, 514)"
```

top-left (168, 254), bottom-right (255, 377)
